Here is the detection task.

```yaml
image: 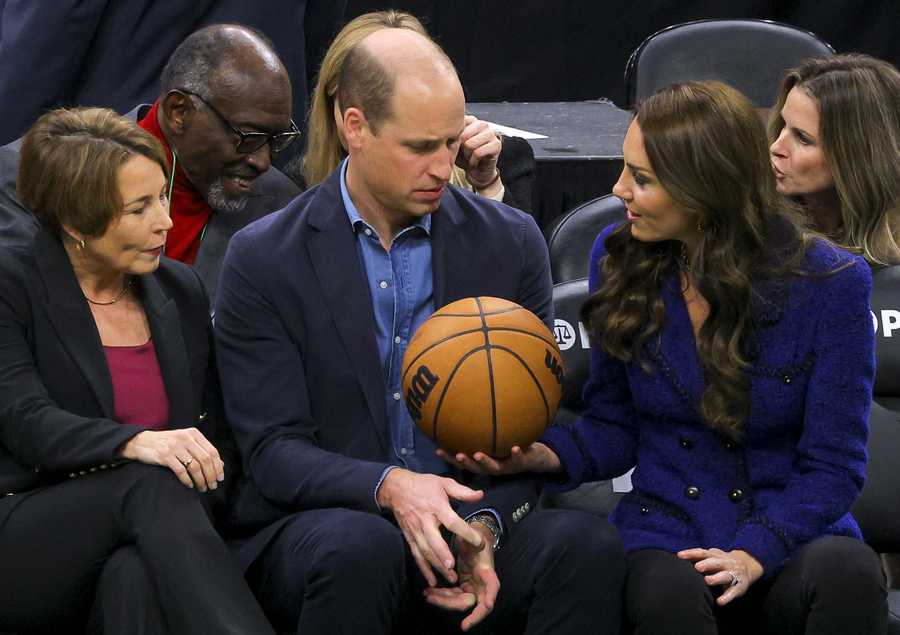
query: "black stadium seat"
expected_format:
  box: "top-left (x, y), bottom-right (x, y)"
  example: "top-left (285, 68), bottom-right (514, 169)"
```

top-left (624, 19), bottom-right (834, 109)
top-left (545, 194), bottom-right (625, 284)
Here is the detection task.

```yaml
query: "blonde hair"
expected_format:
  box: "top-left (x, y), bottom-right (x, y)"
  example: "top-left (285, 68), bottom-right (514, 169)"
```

top-left (18, 107), bottom-right (169, 238)
top-left (769, 54), bottom-right (900, 266)
top-left (302, 10), bottom-right (470, 191)
top-left (302, 11), bottom-right (426, 188)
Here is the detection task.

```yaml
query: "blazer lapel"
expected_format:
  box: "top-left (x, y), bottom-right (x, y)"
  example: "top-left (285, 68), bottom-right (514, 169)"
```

top-left (34, 230), bottom-right (115, 417)
top-left (645, 272), bottom-right (706, 413)
top-left (139, 274), bottom-right (195, 428)
top-left (306, 174), bottom-right (389, 453)
top-left (431, 195), bottom-right (472, 307)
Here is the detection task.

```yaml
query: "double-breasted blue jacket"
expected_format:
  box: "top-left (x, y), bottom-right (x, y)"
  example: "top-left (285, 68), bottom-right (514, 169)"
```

top-left (542, 223), bottom-right (875, 576)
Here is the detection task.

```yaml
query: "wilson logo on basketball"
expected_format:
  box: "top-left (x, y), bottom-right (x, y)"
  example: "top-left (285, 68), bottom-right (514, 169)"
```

top-left (545, 350), bottom-right (564, 385)
top-left (405, 365), bottom-right (440, 421)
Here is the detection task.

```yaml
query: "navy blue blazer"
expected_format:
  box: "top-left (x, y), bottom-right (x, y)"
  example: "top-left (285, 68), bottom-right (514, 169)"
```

top-left (215, 167), bottom-right (552, 569)
top-left (543, 223), bottom-right (875, 577)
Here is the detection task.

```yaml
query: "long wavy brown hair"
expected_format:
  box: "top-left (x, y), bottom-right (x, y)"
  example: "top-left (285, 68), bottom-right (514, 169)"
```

top-left (769, 54), bottom-right (900, 266)
top-left (583, 81), bottom-right (812, 439)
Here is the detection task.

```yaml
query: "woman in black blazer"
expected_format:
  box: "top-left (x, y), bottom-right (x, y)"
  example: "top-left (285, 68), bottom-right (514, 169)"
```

top-left (0, 108), bottom-right (273, 634)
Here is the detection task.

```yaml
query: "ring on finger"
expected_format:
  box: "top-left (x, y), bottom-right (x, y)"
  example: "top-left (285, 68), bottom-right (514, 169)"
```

top-left (728, 571), bottom-right (740, 587)
top-left (179, 457), bottom-right (193, 468)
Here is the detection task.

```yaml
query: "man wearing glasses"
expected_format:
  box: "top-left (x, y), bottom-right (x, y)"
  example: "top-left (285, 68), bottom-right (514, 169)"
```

top-left (136, 24), bottom-right (301, 297)
top-left (0, 23), bottom-right (301, 299)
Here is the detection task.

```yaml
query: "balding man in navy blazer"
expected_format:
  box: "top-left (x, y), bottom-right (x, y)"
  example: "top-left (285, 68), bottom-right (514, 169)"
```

top-left (215, 24), bottom-right (624, 635)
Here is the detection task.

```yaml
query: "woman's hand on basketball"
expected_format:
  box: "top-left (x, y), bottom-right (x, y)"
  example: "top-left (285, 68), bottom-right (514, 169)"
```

top-left (119, 428), bottom-right (225, 492)
top-left (437, 442), bottom-right (562, 476)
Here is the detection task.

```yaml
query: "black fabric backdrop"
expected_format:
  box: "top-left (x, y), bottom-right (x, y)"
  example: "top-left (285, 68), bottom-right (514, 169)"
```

top-left (345, 1), bottom-right (900, 107)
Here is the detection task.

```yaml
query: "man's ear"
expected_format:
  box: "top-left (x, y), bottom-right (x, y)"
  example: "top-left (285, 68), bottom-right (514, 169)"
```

top-left (341, 106), bottom-right (369, 152)
top-left (160, 90), bottom-right (195, 136)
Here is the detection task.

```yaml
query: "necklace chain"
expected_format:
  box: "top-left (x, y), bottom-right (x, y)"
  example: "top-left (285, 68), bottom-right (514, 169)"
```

top-left (84, 278), bottom-right (132, 306)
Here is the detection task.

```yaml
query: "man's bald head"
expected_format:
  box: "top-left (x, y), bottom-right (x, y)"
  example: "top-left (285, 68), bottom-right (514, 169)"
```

top-left (337, 28), bottom-right (460, 134)
top-left (161, 24), bottom-right (290, 103)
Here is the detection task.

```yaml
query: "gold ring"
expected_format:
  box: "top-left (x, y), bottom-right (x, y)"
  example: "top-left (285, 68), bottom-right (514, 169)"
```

top-left (180, 457), bottom-right (193, 468)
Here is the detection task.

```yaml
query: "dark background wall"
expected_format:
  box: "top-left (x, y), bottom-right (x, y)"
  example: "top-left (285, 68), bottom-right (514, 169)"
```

top-left (345, 0), bottom-right (900, 107)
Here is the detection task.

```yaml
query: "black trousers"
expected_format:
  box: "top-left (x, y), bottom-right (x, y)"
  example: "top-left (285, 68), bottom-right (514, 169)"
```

top-left (0, 463), bottom-right (274, 635)
top-left (247, 507), bottom-right (626, 635)
top-left (625, 536), bottom-right (888, 635)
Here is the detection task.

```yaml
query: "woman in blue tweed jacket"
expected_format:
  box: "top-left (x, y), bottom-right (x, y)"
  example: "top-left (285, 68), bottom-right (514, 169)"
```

top-left (449, 81), bottom-right (887, 634)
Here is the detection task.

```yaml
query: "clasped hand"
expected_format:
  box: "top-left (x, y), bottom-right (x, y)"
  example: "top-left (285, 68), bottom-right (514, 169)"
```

top-left (119, 428), bottom-right (224, 492)
top-left (377, 468), bottom-right (485, 587)
top-left (456, 115), bottom-right (502, 192)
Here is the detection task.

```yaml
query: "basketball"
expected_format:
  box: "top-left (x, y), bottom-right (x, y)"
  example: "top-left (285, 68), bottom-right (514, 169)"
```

top-left (401, 296), bottom-right (564, 458)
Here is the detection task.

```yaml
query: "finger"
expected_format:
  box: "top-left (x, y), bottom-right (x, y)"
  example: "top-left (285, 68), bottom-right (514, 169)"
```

top-left (677, 548), bottom-right (711, 561)
top-left (188, 429), bottom-right (225, 482)
top-left (181, 452), bottom-right (209, 492)
top-left (453, 452), bottom-right (488, 474)
top-left (703, 570), bottom-right (737, 587)
top-left (465, 133), bottom-right (501, 170)
top-left (162, 455), bottom-right (194, 489)
top-left (405, 534), bottom-right (438, 588)
top-left (443, 479), bottom-right (484, 503)
top-left (461, 572), bottom-right (498, 633)
top-left (693, 557), bottom-right (730, 574)
top-left (422, 521), bottom-right (457, 584)
top-left (717, 582), bottom-right (747, 606)
top-left (425, 589), bottom-right (478, 611)
top-left (476, 565), bottom-right (500, 611)
top-left (437, 508), bottom-right (483, 549)
top-left (184, 440), bottom-right (217, 491)
top-left (435, 449), bottom-right (469, 471)
top-left (471, 452), bottom-right (507, 475)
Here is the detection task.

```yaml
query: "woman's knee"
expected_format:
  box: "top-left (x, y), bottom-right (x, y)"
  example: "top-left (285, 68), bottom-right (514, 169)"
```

top-left (797, 535), bottom-right (885, 594)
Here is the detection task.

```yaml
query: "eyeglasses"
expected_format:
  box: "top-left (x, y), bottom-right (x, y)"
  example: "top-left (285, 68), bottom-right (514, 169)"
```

top-left (178, 89), bottom-right (300, 155)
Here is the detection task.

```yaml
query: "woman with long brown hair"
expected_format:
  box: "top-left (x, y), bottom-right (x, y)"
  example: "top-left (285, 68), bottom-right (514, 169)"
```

top-left (769, 53), bottom-right (900, 266)
top-left (447, 80), bottom-right (887, 634)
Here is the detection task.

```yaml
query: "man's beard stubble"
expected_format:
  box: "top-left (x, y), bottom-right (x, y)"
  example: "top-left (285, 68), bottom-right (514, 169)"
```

top-left (206, 179), bottom-right (250, 213)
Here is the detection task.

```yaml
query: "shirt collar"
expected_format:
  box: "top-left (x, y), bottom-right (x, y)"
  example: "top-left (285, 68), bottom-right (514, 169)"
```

top-left (340, 158), bottom-right (432, 237)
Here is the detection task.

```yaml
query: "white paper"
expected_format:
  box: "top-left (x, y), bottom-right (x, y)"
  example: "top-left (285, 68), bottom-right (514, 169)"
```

top-left (484, 121), bottom-right (548, 140)
top-left (612, 468), bottom-right (634, 493)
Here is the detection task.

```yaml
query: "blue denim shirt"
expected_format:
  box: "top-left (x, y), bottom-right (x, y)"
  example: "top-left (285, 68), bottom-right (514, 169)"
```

top-left (339, 160), bottom-right (447, 477)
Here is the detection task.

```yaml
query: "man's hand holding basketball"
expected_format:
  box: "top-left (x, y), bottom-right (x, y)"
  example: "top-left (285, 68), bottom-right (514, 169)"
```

top-left (377, 468), bottom-right (486, 586)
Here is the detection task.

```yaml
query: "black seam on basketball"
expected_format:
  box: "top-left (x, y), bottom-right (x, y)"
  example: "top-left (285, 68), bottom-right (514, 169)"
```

top-left (428, 306), bottom-right (526, 318)
top-left (431, 345), bottom-right (489, 447)
top-left (476, 298), bottom-right (499, 456)
top-left (490, 345), bottom-right (551, 427)
top-left (402, 326), bottom-right (557, 381)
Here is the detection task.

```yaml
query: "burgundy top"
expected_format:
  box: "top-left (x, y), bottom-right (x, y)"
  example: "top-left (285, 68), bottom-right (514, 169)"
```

top-left (103, 339), bottom-right (170, 430)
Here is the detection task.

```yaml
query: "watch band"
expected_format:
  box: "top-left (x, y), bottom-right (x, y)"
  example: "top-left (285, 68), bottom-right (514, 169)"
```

top-left (469, 513), bottom-right (502, 551)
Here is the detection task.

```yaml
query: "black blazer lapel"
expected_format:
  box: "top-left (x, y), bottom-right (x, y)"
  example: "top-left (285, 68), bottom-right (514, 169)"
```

top-left (138, 274), bottom-right (195, 428)
top-left (306, 176), bottom-right (389, 453)
top-left (33, 230), bottom-right (115, 417)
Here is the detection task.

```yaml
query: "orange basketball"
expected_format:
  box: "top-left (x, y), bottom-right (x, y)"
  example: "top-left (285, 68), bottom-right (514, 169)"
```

top-left (401, 296), bottom-right (564, 458)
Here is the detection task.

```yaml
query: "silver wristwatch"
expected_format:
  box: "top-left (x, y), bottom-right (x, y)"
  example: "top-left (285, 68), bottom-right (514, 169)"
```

top-left (469, 513), bottom-right (502, 551)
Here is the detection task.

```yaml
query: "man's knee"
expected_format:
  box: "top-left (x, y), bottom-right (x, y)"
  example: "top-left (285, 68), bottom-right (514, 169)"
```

top-left (310, 512), bottom-right (405, 579)
top-left (530, 509), bottom-right (625, 578)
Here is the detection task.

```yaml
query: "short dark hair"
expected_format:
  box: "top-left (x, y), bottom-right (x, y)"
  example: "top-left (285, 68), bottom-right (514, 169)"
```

top-left (160, 24), bottom-right (279, 101)
top-left (336, 44), bottom-right (396, 134)
top-left (18, 108), bottom-right (169, 237)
